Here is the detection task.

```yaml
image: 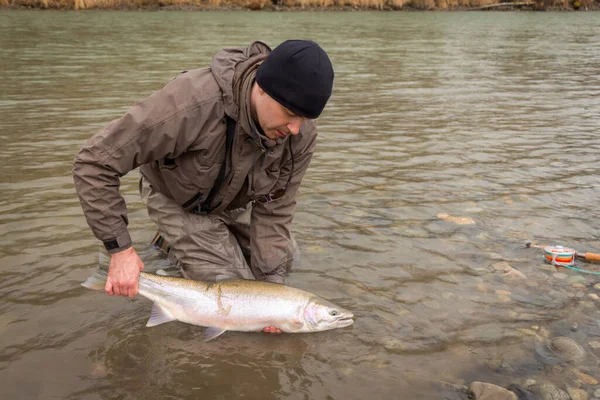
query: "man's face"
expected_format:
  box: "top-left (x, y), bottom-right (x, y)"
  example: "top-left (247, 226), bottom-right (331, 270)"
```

top-left (253, 85), bottom-right (307, 140)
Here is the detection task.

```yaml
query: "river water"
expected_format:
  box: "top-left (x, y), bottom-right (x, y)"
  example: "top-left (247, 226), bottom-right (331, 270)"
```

top-left (1, 9), bottom-right (599, 400)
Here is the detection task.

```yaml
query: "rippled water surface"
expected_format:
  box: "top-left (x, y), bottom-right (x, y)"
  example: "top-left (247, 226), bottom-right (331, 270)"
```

top-left (1, 9), bottom-right (599, 400)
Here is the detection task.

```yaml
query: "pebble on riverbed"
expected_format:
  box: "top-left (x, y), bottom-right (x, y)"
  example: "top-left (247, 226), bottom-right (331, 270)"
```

top-left (530, 383), bottom-right (570, 400)
top-left (489, 262), bottom-right (527, 279)
top-left (467, 382), bottom-right (517, 400)
top-left (567, 387), bottom-right (589, 400)
top-left (549, 337), bottom-right (587, 362)
top-left (436, 213), bottom-right (476, 225)
top-left (567, 368), bottom-right (599, 385)
top-left (588, 340), bottom-right (600, 350)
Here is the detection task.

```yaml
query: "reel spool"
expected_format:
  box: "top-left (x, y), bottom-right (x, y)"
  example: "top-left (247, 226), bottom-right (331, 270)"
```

top-left (544, 246), bottom-right (576, 267)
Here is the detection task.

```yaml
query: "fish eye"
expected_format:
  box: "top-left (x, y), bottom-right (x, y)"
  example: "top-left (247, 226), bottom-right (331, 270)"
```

top-left (330, 310), bottom-right (338, 316)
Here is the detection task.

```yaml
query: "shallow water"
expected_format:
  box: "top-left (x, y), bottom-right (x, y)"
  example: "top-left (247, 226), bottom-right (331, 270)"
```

top-left (1, 9), bottom-right (599, 400)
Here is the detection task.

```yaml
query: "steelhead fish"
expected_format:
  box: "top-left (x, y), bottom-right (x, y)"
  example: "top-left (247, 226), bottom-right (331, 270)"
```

top-left (81, 256), bottom-right (354, 341)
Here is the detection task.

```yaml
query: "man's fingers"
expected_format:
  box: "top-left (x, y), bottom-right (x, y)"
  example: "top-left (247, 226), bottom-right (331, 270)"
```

top-left (262, 326), bottom-right (283, 334)
top-left (105, 279), bottom-right (114, 296)
top-left (128, 282), bottom-right (138, 298)
top-left (112, 282), bottom-right (122, 297)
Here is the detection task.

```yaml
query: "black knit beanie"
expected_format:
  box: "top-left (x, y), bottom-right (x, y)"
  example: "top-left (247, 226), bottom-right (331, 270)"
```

top-left (256, 40), bottom-right (334, 119)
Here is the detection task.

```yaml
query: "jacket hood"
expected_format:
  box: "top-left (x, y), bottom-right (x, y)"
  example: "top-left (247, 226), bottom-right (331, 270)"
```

top-left (210, 41), bottom-right (271, 122)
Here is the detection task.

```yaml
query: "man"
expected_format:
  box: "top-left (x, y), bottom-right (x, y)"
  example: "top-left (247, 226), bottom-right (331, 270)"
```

top-left (72, 40), bottom-right (334, 328)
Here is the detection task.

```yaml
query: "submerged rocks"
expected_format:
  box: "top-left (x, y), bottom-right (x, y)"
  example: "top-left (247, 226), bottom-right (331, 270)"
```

top-left (549, 337), bottom-right (586, 362)
top-left (567, 368), bottom-right (598, 385)
top-left (588, 340), bottom-right (600, 350)
top-left (566, 387), bottom-right (589, 400)
top-left (530, 383), bottom-right (570, 400)
top-left (490, 262), bottom-right (527, 280)
top-left (468, 382), bottom-right (517, 400)
top-left (436, 213), bottom-right (476, 225)
top-left (535, 336), bottom-right (586, 365)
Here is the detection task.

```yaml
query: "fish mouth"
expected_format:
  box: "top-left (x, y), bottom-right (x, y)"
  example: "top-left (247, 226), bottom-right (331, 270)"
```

top-left (336, 315), bottom-right (354, 328)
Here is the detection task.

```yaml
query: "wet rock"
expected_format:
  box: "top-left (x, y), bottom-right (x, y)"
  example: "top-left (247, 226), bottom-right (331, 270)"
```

top-left (588, 340), bottom-right (600, 350)
top-left (580, 301), bottom-right (597, 310)
top-left (395, 308), bottom-right (410, 316)
top-left (530, 383), bottom-right (570, 400)
top-left (498, 295), bottom-right (512, 303)
top-left (587, 294), bottom-right (599, 301)
top-left (566, 387), bottom-right (588, 400)
top-left (477, 283), bottom-right (489, 293)
top-left (486, 358), bottom-right (503, 371)
top-left (567, 275), bottom-right (587, 284)
top-left (524, 379), bottom-right (537, 388)
top-left (517, 328), bottom-right (538, 336)
top-left (468, 382), bottom-right (517, 400)
top-left (337, 365), bottom-right (354, 376)
top-left (442, 291), bottom-right (457, 300)
top-left (572, 283), bottom-right (587, 290)
top-left (507, 384), bottom-right (537, 400)
top-left (594, 283), bottom-right (600, 290)
top-left (91, 362), bottom-right (108, 378)
top-left (380, 337), bottom-right (404, 351)
top-left (352, 354), bottom-right (377, 363)
top-left (478, 232), bottom-right (490, 240)
top-left (568, 368), bottom-right (598, 385)
top-left (423, 299), bottom-right (441, 309)
top-left (490, 262), bottom-right (527, 279)
top-left (593, 388), bottom-right (600, 398)
top-left (436, 213), bottom-right (476, 225)
top-left (501, 361), bottom-right (514, 372)
top-left (549, 337), bottom-right (586, 362)
top-left (525, 280), bottom-right (539, 288)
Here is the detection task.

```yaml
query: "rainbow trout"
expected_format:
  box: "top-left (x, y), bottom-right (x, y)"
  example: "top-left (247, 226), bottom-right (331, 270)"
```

top-left (82, 258), bottom-right (354, 341)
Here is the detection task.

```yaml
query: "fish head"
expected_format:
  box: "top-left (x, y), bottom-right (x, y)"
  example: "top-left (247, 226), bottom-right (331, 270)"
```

top-left (303, 297), bottom-right (354, 332)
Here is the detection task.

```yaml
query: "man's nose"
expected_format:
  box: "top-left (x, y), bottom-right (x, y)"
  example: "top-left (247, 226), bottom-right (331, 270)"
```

top-left (287, 118), bottom-right (303, 135)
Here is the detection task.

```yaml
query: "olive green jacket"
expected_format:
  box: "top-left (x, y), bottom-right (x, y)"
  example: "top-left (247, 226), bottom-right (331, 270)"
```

top-left (73, 41), bottom-right (317, 280)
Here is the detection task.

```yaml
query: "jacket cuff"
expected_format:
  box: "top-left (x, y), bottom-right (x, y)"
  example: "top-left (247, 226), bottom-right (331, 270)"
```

top-left (103, 232), bottom-right (132, 254)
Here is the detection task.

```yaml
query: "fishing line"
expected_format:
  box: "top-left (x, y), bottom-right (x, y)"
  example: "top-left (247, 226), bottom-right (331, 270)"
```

top-left (558, 264), bottom-right (600, 276)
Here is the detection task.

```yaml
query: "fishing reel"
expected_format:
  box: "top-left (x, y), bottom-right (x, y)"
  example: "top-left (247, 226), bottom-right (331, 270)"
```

top-left (543, 246), bottom-right (576, 267)
top-left (526, 242), bottom-right (600, 275)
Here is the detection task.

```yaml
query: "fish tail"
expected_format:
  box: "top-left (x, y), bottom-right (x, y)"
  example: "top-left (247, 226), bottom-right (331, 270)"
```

top-left (81, 252), bottom-right (110, 291)
top-left (98, 252), bottom-right (110, 268)
top-left (81, 269), bottom-right (108, 291)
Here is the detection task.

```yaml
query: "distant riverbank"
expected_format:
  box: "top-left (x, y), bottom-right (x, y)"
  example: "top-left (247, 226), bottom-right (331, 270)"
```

top-left (1, 0), bottom-right (598, 11)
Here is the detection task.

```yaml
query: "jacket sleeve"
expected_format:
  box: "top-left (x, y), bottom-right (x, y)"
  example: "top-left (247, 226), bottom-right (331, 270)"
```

top-left (249, 122), bottom-right (317, 283)
top-left (72, 73), bottom-right (221, 253)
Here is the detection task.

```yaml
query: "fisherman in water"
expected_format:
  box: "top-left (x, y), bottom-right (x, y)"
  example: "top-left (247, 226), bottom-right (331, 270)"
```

top-left (72, 41), bottom-right (334, 334)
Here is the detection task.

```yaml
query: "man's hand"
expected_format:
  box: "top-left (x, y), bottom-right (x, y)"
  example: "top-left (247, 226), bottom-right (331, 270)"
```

top-left (105, 247), bottom-right (144, 298)
top-left (263, 326), bottom-right (283, 334)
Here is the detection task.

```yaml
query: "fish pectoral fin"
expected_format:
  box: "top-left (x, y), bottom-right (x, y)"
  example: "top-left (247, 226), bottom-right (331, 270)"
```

top-left (203, 327), bottom-right (227, 342)
top-left (146, 303), bottom-right (176, 327)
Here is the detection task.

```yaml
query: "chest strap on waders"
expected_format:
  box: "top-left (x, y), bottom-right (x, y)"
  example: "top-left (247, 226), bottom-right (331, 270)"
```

top-left (192, 116), bottom-right (235, 214)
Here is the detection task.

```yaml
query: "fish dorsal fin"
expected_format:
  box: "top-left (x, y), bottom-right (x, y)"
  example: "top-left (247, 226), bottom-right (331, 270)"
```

top-left (204, 327), bottom-right (227, 342)
top-left (146, 303), bottom-right (176, 327)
